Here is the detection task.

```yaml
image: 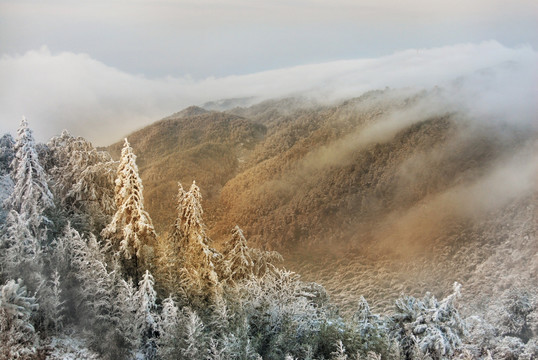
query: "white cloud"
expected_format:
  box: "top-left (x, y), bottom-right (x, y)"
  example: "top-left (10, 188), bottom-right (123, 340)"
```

top-left (0, 41), bottom-right (536, 145)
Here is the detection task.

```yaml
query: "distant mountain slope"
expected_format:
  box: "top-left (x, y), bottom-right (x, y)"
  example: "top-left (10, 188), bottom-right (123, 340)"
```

top-left (106, 89), bottom-right (536, 319)
top-left (212, 89), bottom-right (534, 251)
top-left (107, 109), bottom-right (266, 232)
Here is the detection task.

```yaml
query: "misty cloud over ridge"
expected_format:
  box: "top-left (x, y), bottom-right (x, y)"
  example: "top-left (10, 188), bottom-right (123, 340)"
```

top-left (0, 41), bottom-right (536, 145)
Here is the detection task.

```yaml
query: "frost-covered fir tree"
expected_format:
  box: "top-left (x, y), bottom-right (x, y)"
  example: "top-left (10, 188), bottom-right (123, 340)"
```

top-left (102, 138), bottom-right (156, 281)
top-left (4, 117), bottom-right (54, 234)
top-left (39, 270), bottom-right (65, 333)
top-left (0, 279), bottom-right (40, 359)
top-left (0, 134), bottom-right (14, 175)
top-left (176, 181), bottom-right (206, 250)
top-left (69, 225), bottom-right (139, 358)
top-left (46, 130), bottom-right (116, 234)
top-left (156, 295), bottom-right (181, 359)
top-left (348, 296), bottom-right (390, 357)
top-left (134, 270), bottom-right (158, 359)
top-left (170, 181), bottom-right (220, 302)
top-left (0, 210), bottom-right (43, 289)
top-left (390, 282), bottom-right (465, 359)
top-left (220, 225), bottom-right (254, 283)
top-left (179, 308), bottom-right (207, 359)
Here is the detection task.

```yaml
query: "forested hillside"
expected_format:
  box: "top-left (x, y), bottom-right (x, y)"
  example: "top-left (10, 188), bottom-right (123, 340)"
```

top-left (107, 108), bottom-right (266, 232)
top-left (0, 85), bottom-right (536, 359)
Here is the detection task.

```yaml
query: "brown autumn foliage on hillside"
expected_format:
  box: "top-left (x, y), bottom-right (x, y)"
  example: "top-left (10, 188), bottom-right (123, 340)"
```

top-left (107, 107), bottom-right (266, 232)
top-left (108, 90), bottom-right (534, 255)
top-left (213, 90), bottom-right (533, 252)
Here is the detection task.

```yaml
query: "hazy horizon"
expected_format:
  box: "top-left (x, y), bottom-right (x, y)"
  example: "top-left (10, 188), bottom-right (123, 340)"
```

top-left (0, 0), bottom-right (537, 145)
top-left (1, 41), bottom-right (536, 146)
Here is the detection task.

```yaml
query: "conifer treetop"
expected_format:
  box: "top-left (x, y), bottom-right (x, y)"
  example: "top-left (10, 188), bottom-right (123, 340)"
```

top-left (102, 138), bottom-right (155, 259)
top-left (5, 116), bottom-right (54, 230)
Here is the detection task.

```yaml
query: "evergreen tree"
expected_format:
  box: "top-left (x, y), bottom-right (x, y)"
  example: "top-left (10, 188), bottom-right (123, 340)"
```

top-left (180, 308), bottom-right (207, 359)
top-left (390, 282), bottom-right (465, 359)
top-left (4, 117), bottom-right (54, 234)
top-left (134, 270), bottom-right (158, 358)
top-left (156, 295), bottom-right (181, 360)
top-left (220, 225), bottom-right (254, 283)
top-left (46, 130), bottom-right (116, 234)
top-left (0, 134), bottom-right (14, 175)
top-left (38, 270), bottom-right (65, 333)
top-left (69, 224), bottom-right (139, 359)
top-left (0, 210), bottom-right (43, 290)
top-left (0, 279), bottom-right (40, 359)
top-left (170, 181), bottom-right (220, 303)
top-left (70, 228), bottom-right (116, 322)
top-left (102, 138), bottom-right (156, 281)
top-left (170, 182), bottom-right (187, 244)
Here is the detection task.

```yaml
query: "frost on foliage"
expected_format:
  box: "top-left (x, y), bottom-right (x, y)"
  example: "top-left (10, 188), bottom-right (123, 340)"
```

top-left (49, 271), bottom-right (65, 332)
top-left (4, 117), bottom-right (54, 232)
top-left (134, 270), bottom-right (158, 358)
top-left (67, 223), bottom-right (139, 357)
top-left (241, 268), bottom-right (322, 357)
top-left (46, 130), bottom-right (116, 233)
top-left (179, 307), bottom-right (206, 359)
top-left (0, 173), bottom-right (13, 226)
top-left (350, 296), bottom-right (390, 356)
top-left (0, 210), bottom-right (43, 290)
top-left (156, 295), bottom-right (180, 359)
top-left (0, 279), bottom-right (39, 359)
top-left (492, 288), bottom-right (535, 341)
top-left (70, 227), bottom-right (114, 319)
top-left (38, 270), bottom-right (66, 333)
top-left (331, 340), bottom-right (348, 360)
top-left (220, 225), bottom-right (255, 283)
top-left (219, 225), bottom-right (283, 284)
top-left (168, 181), bottom-right (220, 301)
top-left (102, 138), bottom-right (156, 262)
top-left (390, 282), bottom-right (465, 359)
top-left (0, 134), bottom-right (14, 175)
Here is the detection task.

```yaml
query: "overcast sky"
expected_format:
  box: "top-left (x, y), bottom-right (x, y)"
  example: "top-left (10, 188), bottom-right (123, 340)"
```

top-left (0, 0), bottom-right (537, 144)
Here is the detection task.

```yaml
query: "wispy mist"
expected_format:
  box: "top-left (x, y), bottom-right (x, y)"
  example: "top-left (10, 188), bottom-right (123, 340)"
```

top-left (0, 41), bottom-right (536, 145)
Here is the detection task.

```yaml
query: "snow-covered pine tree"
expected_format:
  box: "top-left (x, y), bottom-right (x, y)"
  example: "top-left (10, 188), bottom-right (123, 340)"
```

top-left (0, 279), bottom-right (40, 359)
top-left (69, 224), bottom-right (139, 358)
top-left (176, 181), bottom-right (206, 250)
top-left (134, 270), bottom-right (158, 359)
top-left (46, 130), bottom-right (116, 234)
top-left (4, 117), bottom-right (54, 234)
top-left (179, 307), bottom-right (207, 359)
top-left (390, 282), bottom-right (465, 360)
top-left (102, 138), bottom-right (156, 281)
top-left (349, 296), bottom-right (390, 357)
top-left (171, 181), bottom-right (220, 303)
top-left (70, 228), bottom-right (117, 323)
top-left (112, 277), bottom-right (138, 357)
top-left (156, 295), bottom-right (181, 360)
top-left (240, 268), bottom-right (320, 358)
top-left (0, 134), bottom-right (14, 176)
top-left (154, 183), bottom-right (190, 297)
top-left (220, 225), bottom-right (254, 283)
top-left (39, 270), bottom-right (65, 333)
top-left (0, 210), bottom-right (43, 290)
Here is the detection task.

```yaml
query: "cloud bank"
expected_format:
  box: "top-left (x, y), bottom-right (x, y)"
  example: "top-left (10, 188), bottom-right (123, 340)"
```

top-left (0, 41), bottom-right (536, 145)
